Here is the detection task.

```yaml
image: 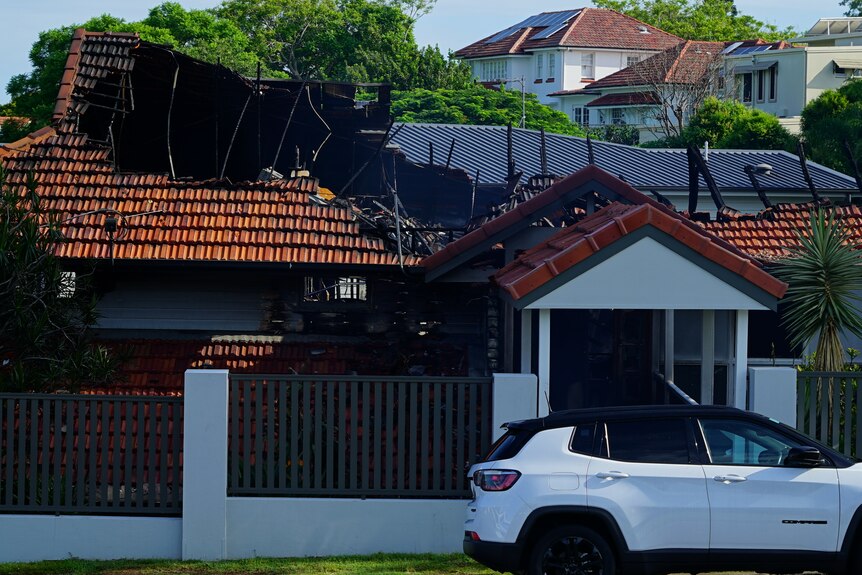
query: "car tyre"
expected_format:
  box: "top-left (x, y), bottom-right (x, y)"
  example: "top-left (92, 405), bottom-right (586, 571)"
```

top-left (528, 525), bottom-right (615, 575)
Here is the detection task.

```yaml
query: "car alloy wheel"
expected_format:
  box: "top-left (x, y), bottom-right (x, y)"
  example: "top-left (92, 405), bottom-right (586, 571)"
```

top-left (530, 525), bottom-right (614, 575)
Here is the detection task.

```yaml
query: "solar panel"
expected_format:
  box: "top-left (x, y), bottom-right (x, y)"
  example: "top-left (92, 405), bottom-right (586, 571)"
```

top-left (721, 42), bottom-right (743, 55)
top-left (485, 10), bottom-right (580, 44)
top-left (732, 45), bottom-right (771, 55)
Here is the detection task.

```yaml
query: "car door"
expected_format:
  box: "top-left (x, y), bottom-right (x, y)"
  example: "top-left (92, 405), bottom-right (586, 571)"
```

top-left (585, 417), bottom-right (710, 551)
top-left (699, 417), bottom-right (840, 551)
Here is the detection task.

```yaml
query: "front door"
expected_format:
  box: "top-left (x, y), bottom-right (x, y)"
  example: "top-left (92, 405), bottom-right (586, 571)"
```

top-left (698, 417), bottom-right (840, 551)
top-left (550, 309), bottom-right (653, 409)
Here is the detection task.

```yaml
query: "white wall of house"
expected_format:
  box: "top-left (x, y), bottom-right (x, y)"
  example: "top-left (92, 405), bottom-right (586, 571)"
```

top-left (468, 48), bottom-right (652, 107)
top-left (724, 46), bottom-right (862, 133)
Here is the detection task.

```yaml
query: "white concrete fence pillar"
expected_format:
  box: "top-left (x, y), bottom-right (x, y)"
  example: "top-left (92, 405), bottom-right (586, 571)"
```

top-left (492, 373), bottom-right (539, 441)
top-left (183, 369), bottom-right (230, 560)
top-left (748, 366), bottom-right (797, 426)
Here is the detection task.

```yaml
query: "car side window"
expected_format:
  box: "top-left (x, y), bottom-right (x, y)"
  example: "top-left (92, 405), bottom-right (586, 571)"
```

top-left (699, 418), bottom-right (807, 466)
top-left (603, 418), bottom-right (691, 464)
top-left (570, 423), bottom-right (596, 455)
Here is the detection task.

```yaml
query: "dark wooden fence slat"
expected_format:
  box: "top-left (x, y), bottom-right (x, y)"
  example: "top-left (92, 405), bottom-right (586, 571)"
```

top-left (843, 377), bottom-right (852, 457)
top-left (444, 383), bottom-right (453, 493)
top-left (52, 399), bottom-right (62, 507)
top-left (243, 382), bottom-right (252, 491)
top-left (397, 382), bottom-right (406, 491)
top-left (409, 383), bottom-right (418, 492)
top-left (373, 381), bottom-right (382, 491)
top-left (421, 382), bottom-right (430, 491)
top-left (432, 382), bottom-right (441, 492)
top-left (266, 381), bottom-right (275, 490)
top-left (314, 380), bottom-right (323, 490)
top-left (91, 399), bottom-right (100, 508)
top-left (326, 381), bottom-right (334, 490)
top-left (456, 384), bottom-right (466, 493)
top-left (338, 381), bottom-right (346, 490)
top-left (361, 380), bottom-right (370, 491)
top-left (279, 381), bottom-right (287, 490)
top-left (302, 380), bottom-right (311, 490)
top-left (230, 379), bottom-right (240, 491)
top-left (112, 398), bottom-right (121, 507)
top-left (171, 403), bottom-right (182, 509)
top-left (290, 382), bottom-right (299, 490)
top-left (350, 381), bottom-right (358, 491)
top-left (146, 400), bottom-right (157, 509)
top-left (41, 399), bottom-right (52, 507)
top-left (28, 399), bottom-right (38, 506)
top-left (254, 382), bottom-right (263, 490)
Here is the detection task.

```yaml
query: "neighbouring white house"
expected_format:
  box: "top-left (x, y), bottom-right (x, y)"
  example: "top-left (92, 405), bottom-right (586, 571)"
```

top-left (723, 18), bottom-right (862, 133)
top-left (453, 8), bottom-right (681, 112)
top-left (549, 40), bottom-right (729, 142)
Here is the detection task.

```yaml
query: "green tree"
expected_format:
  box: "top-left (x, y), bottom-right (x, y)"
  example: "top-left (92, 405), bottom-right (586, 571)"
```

top-left (0, 169), bottom-right (119, 392)
top-left (391, 86), bottom-right (586, 136)
top-left (592, 0), bottom-right (795, 41)
top-left (841, 0), bottom-right (862, 16)
top-left (773, 210), bottom-right (862, 371)
top-left (3, 6), bottom-right (260, 131)
top-left (801, 80), bottom-right (862, 175)
top-left (686, 97), bottom-right (795, 150)
top-left (410, 46), bottom-right (473, 91)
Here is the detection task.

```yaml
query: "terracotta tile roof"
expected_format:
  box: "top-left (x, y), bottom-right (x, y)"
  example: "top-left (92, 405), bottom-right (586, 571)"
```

top-left (454, 8), bottom-right (681, 59)
top-left (99, 337), bottom-right (470, 392)
top-left (424, 165), bottom-right (698, 273)
top-left (585, 40), bottom-right (724, 90)
top-left (585, 92), bottom-right (660, 107)
top-left (494, 202), bottom-right (788, 302)
top-left (0, 30), bottom-right (414, 267)
top-left (696, 203), bottom-right (862, 263)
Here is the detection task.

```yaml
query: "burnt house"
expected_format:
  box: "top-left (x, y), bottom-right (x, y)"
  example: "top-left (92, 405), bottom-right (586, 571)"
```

top-left (0, 30), bottom-right (494, 391)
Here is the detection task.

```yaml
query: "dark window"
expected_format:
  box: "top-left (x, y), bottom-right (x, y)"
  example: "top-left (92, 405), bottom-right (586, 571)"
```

top-left (604, 418), bottom-right (690, 464)
top-left (570, 423), bottom-right (596, 455)
top-left (741, 73), bottom-right (752, 103)
top-left (484, 428), bottom-right (534, 462)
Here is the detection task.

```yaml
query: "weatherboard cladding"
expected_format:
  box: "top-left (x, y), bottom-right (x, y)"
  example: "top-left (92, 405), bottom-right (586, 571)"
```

top-left (389, 123), bottom-right (857, 193)
top-left (0, 30), bottom-right (414, 267)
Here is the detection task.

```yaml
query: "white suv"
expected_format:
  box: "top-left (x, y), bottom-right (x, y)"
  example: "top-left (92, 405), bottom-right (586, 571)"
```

top-left (464, 405), bottom-right (862, 575)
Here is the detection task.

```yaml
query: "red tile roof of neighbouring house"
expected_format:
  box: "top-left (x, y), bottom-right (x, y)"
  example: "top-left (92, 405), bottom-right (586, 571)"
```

top-left (0, 30), bottom-right (416, 267)
top-left (422, 164), bottom-right (755, 276)
top-left (494, 202), bottom-right (788, 303)
top-left (695, 203), bottom-right (862, 263)
top-left (584, 40), bottom-right (725, 90)
top-left (585, 92), bottom-right (660, 107)
top-left (454, 8), bottom-right (681, 59)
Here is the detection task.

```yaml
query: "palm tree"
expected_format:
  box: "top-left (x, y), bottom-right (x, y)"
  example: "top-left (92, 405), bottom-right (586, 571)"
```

top-left (774, 209), bottom-right (862, 371)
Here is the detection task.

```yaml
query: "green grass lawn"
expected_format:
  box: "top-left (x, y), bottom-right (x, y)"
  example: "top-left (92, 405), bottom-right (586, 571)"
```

top-left (0, 553), bottom-right (497, 575)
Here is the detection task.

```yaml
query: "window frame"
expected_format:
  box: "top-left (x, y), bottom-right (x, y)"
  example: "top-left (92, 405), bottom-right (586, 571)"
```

top-left (547, 52), bottom-right (556, 80)
top-left (581, 52), bottom-right (595, 80)
top-left (756, 69), bottom-right (766, 102)
top-left (536, 53), bottom-right (544, 80)
top-left (696, 417), bottom-right (833, 468)
top-left (597, 417), bottom-right (699, 465)
top-left (626, 55), bottom-right (640, 67)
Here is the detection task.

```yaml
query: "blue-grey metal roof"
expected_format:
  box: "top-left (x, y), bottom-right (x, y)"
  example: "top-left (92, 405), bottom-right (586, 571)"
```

top-left (390, 123), bottom-right (858, 193)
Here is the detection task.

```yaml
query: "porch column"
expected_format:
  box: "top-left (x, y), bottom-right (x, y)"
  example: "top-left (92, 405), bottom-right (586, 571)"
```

top-left (733, 310), bottom-right (749, 409)
top-left (664, 310), bottom-right (674, 382)
top-left (538, 309), bottom-right (551, 417)
top-left (520, 309), bottom-right (533, 375)
top-left (701, 310), bottom-right (715, 405)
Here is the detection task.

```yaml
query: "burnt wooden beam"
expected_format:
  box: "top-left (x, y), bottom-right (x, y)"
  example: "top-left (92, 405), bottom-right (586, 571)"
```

top-left (744, 165), bottom-right (773, 209)
top-left (796, 140), bottom-right (822, 204)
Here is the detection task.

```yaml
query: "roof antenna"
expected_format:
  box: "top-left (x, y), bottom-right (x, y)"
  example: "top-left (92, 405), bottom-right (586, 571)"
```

top-left (544, 390), bottom-right (553, 414)
top-left (586, 133), bottom-right (596, 165)
top-left (796, 140), bottom-right (822, 204)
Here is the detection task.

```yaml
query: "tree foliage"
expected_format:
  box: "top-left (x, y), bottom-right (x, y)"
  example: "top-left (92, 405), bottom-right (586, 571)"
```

top-left (773, 210), bottom-right (862, 371)
top-left (0, 169), bottom-right (119, 392)
top-left (643, 97), bottom-right (795, 150)
top-left (391, 86), bottom-right (586, 136)
top-left (592, 0), bottom-right (795, 41)
top-left (841, 0), bottom-right (862, 16)
top-left (800, 80), bottom-right (862, 175)
top-left (2, 0), bottom-right (466, 131)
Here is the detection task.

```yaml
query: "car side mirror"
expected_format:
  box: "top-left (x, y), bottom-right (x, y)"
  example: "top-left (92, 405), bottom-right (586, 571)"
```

top-left (784, 446), bottom-right (823, 467)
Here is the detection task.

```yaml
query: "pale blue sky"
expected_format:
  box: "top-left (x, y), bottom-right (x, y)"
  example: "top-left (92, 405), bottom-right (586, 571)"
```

top-left (0, 0), bottom-right (848, 103)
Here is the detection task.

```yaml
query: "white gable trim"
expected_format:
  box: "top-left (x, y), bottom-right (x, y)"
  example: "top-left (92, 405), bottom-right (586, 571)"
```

top-left (524, 236), bottom-right (769, 311)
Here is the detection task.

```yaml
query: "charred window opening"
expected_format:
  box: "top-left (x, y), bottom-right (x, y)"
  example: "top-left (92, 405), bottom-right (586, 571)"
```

top-left (75, 43), bottom-right (391, 189)
top-left (304, 276), bottom-right (368, 302)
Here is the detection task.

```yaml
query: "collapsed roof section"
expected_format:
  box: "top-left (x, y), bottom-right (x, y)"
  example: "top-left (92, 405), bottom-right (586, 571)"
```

top-left (1, 29), bottom-right (423, 268)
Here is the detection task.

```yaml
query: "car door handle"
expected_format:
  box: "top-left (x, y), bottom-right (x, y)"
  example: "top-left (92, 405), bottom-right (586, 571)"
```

top-left (714, 474), bottom-right (747, 483)
top-left (596, 471), bottom-right (630, 479)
